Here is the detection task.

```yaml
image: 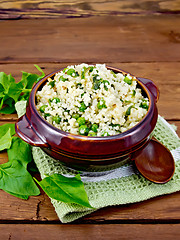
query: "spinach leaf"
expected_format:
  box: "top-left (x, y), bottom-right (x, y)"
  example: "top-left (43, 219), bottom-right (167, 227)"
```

top-left (7, 137), bottom-right (32, 167)
top-left (0, 105), bottom-right (16, 114)
top-left (0, 160), bottom-right (40, 196)
top-left (34, 64), bottom-right (45, 81)
top-left (7, 81), bottom-right (24, 102)
top-left (15, 100), bottom-right (27, 118)
top-left (0, 65), bottom-right (45, 114)
top-left (0, 123), bottom-right (15, 138)
top-left (0, 72), bottom-right (15, 93)
top-left (34, 174), bottom-right (93, 208)
top-left (0, 129), bottom-right (12, 151)
top-left (5, 190), bottom-right (29, 200)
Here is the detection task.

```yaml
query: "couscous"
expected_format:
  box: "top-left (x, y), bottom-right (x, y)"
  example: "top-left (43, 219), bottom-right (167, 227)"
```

top-left (36, 64), bottom-right (149, 137)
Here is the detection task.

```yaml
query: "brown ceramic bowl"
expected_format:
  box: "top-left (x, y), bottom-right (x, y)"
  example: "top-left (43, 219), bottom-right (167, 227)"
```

top-left (15, 66), bottom-right (159, 172)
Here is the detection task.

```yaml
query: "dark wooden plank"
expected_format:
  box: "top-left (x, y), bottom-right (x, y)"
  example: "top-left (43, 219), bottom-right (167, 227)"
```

top-left (0, 16), bottom-right (180, 63)
top-left (1, 224), bottom-right (180, 239)
top-left (0, 0), bottom-right (179, 19)
top-left (0, 120), bottom-right (179, 222)
top-left (0, 62), bottom-right (179, 120)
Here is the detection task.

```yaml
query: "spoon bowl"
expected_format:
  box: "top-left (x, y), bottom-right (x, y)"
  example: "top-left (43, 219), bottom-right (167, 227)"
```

top-left (133, 139), bottom-right (175, 183)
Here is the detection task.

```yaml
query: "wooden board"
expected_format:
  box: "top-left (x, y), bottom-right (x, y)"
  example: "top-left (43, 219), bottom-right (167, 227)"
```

top-left (0, 120), bottom-right (179, 222)
top-left (0, 16), bottom-right (180, 63)
top-left (0, 0), bottom-right (179, 19)
top-left (1, 224), bottom-right (180, 240)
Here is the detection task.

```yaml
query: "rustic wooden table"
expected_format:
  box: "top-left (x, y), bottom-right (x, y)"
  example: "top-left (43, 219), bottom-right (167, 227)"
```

top-left (0, 1), bottom-right (180, 239)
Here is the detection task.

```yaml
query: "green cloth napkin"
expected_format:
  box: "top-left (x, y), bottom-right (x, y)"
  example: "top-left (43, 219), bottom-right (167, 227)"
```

top-left (32, 115), bottom-right (180, 223)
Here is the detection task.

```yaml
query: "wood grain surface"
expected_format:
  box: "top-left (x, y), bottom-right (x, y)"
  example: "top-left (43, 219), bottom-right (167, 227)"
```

top-left (0, 16), bottom-right (180, 63)
top-left (0, 6), bottom-right (180, 238)
top-left (0, 0), bottom-right (180, 19)
top-left (1, 224), bottom-right (180, 240)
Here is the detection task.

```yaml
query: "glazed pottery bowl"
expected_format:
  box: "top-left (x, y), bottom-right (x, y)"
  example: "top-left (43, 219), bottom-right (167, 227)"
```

top-left (15, 66), bottom-right (159, 172)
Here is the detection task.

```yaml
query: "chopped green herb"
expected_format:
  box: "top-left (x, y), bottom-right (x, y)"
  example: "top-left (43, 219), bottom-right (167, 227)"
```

top-left (50, 97), bottom-right (60, 104)
top-left (40, 105), bottom-right (48, 113)
top-left (48, 80), bottom-right (55, 88)
top-left (66, 69), bottom-right (79, 77)
top-left (44, 113), bottom-right (51, 118)
top-left (102, 80), bottom-right (110, 91)
top-left (79, 125), bottom-right (89, 135)
top-left (52, 115), bottom-right (61, 124)
top-left (97, 99), bottom-right (107, 109)
top-left (125, 106), bottom-right (133, 116)
top-left (77, 83), bottom-right (83, 89)
top-left (79, 101), bottom-right (87, 112)
top-left (81, 67), bottom-right (86, 79)
top-left (124, 76), bottom-right (132, 85)
top-left (63, 68), bottom-right (67, 73)
top-left (132, 90), bottom-right (136, 96)
top-left (111, 70), bottom-right (117, 78)
top-left (93, 75), bottom-right (101, 90)
top-left (124, 100), bottom-right (132, 104)
top-left (89, 66), bottom-right (94, 72)
top-left (110, 123), bottom-right (120, 128)
top-left (59, 76), bottom-right (68, 82)
top-left (140, 101), bottom-right (149, 110)
top-left (77, 117), bottom-right (86, 126)
top-left (102, 132), bottom-right (110, 137)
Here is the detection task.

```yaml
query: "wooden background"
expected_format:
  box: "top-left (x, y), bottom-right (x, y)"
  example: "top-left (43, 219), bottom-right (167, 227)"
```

top-left (0, 1), bottom-right (180, 239)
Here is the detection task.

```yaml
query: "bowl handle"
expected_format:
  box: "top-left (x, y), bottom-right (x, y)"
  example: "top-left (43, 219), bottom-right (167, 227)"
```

top-left (15, 114), bottom-right (48, 147)
top-left (137, 78), bottom-right (160, 102)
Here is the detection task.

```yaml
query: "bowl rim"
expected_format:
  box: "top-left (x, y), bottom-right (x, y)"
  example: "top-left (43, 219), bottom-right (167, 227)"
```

top-left (30, 65), bottom-right (153, 142)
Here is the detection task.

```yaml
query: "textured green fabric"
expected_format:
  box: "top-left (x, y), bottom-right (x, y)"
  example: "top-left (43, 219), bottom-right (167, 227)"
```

top-left (32, 116), bottom-right (180, 223)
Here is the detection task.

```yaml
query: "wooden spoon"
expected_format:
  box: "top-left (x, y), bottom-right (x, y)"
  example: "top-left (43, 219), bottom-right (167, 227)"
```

top-left (133, 139), bottom-right (175, 183)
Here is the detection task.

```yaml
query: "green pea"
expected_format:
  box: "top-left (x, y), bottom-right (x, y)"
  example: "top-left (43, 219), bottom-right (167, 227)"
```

top-left (48, 81), bottom-right (55, 88)
top-left (52, 115), bottom-right (61, 124)
top-left (79, 101), bottom-right (87, 112)
top-left (40, 105), bottom-right (48, 113)
top-left (79, 125), bottom-right (89, 136)
top-left (91, 123), bottom-right (98, 132)
top-left (97, 99), bottom-right (107, 109)
top-left (88, 131), bottom-right (96, 137)
top-left (77, 117), bottom-right (86, 126)
top-left (124, 76), bottom-right (132, 85)
top-left (72, 113), bottom-right (80, 119)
